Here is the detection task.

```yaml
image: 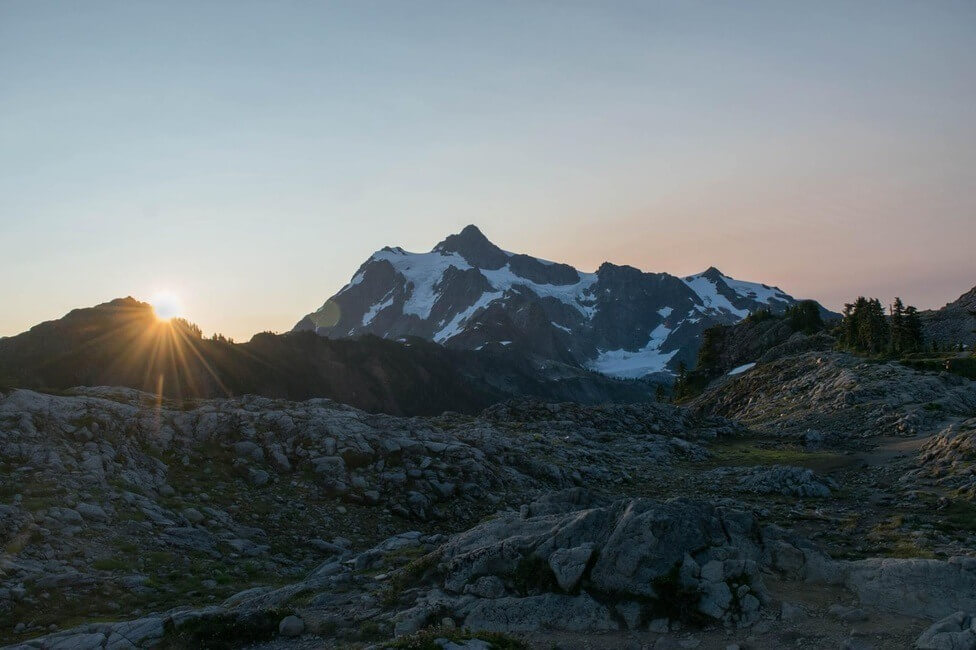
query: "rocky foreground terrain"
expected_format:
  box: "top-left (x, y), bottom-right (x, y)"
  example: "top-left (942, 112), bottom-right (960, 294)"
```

top-left (3, 348), bottom-right (976, 649)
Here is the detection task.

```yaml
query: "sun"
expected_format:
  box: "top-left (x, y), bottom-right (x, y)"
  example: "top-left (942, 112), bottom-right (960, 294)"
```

top-left (151, 291), bottom-right (183, 321)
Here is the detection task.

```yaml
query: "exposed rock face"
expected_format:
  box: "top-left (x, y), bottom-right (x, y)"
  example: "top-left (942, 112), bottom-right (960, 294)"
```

top-left (921, 285), bottom-right (976, 349)
top-left (295, 225), bottom-right (832, 376)
top-left (0, 387), bottom-right (734, 642)
top-left (692, 352), bottom-right (976, 438)
top-left (765, 536), bottom-right (976, 621)
top-left (907, 418), bottom-right (976, 499)
top-left (705, 465), bottom-right (837, 498)
top-left (842, 557), bottom-right (976, 620)
top-left (915, 611), bottom-right (976, 650)
top-left (432, 490), bottom-right (770, 631)
top-left (5, 339), bottom-right (976, 648)
top-left (6, 487), bottom-right (976, 648)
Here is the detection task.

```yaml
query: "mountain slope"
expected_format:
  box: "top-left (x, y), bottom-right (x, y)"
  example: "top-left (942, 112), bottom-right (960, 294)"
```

top-left (296, 225), bottom-right (834, 376)
top-left (0, 298), bottom-right (653, 415)
top-left (921, 284), bottom-right (976, 348)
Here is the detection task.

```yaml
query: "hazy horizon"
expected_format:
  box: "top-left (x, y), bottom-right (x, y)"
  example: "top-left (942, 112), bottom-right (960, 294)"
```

top-left (2, 1), bottom-right (974, 341)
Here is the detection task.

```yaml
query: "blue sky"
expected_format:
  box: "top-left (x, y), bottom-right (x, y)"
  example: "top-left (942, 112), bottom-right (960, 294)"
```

top-left (2, 1), bottom-right (974, 340)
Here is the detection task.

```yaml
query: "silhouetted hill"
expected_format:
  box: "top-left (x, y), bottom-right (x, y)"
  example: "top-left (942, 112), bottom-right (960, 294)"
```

top-left (0, 298), bottom-right (653, 415)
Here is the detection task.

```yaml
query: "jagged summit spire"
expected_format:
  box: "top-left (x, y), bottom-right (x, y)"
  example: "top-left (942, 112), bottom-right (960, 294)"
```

top-left (433, 224), bottom-right (509, 269)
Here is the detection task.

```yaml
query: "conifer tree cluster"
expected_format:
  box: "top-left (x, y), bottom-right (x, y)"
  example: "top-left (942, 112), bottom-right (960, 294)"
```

top-left (784, 300), bottom-right (823, 334)
top-left (838, 296), bottom-right (922, 355)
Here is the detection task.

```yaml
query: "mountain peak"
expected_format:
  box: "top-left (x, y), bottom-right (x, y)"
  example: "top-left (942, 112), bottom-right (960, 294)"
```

top-left (433, 224), bottom-right (508, 269)
top-left (298, 229), bottom-right (831, 377)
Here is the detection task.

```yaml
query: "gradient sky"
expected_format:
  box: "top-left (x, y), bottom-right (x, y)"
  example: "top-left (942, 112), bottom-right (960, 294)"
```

top-left (2, 1), bottom-right (974, 341)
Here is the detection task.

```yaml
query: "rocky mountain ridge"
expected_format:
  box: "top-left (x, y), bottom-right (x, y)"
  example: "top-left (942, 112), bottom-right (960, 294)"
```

top-left (296, 226), bottom-right (835, 377)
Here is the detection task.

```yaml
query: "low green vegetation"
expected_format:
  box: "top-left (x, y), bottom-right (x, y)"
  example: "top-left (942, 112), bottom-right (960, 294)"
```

top-left (702, 440), bottom-right (845, 472)
top-left (381, 550), bottom-right (442, 606)
top-left (936, 501), bottom-right (976, 533)
top-left (902, 356), bottom-right (976, 380)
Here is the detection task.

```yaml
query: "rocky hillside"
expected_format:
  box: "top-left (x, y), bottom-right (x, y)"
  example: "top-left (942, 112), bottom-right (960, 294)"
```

top-left (691, 351), bottom-right (976, 442)
top-left (0, 387), bottom-right (728, 645)
top-left (295, 225), bottom-right (834, 377)
top-left (693, 313), bottom-right (836, 377)
top-left (4, 341), bottom-right (976, 648)
top-left (921, 284), bottom-right (976, 349)
top-left (0, 298), bottom-right (653, 416)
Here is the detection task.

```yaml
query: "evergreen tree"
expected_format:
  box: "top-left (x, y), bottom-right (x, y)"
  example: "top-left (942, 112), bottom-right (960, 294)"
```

top-left (840, 303), bottom-right (856, 348)
top-left (903, 306), bottom-right (923, 352)
top-left (838, 296), bottom-right (919, 356)
top-left (785, 300), bottom-right (823, 333)
top-left (655, 383), bottom-right (668, 402)
top-left (889, 298), bottom-right (905, 354)
top-left (697, 326), bottom-right (723, 371)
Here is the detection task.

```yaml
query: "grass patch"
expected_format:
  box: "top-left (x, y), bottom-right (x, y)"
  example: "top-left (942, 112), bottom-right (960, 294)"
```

top-left (702, 440), bottom-right (845, 471)
top-left (902, 357), bottom-right (976, 380)
top-left (380, 550), bottom-right (442, 607)
top-left (357, 620), bottom-right (388, 642)
top-left (887, 539), bottom-right (936, 559)
top-left (935, 501), bottom-right (976, 533)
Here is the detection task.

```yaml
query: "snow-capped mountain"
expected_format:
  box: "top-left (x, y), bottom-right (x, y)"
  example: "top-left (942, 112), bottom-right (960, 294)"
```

top-left (295, 225), bottom-right (831, 377)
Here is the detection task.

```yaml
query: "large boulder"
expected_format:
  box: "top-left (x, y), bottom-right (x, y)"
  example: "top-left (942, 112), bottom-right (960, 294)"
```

top-left (436, 490), bottom-right (770, 630)
top-left (915, 611), bottom-right (976, 650)
top-left (844, 557), bottom-right (976, 620)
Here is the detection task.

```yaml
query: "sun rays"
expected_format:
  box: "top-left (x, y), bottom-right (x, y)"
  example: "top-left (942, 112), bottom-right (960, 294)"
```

top-left (85, 299), bottom-right (233, 403)
top-left (150, 291), bottom-right (183, 321)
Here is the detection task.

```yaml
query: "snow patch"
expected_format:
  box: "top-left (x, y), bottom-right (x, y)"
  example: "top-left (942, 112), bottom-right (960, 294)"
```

top-left (362, 292), bottom-right (395, 326)
top-left (683, 270), bottom-right (792, 320)
top-left (371, 248), bottom-right (471, 319)
top-left (728, 362), bottom-right (757, 376)
top-left (481, 264), bottom-right (598, 318)
top-left (588, 323), bottom-right (677, 378)
top-left (682, 274), bottom-right (750, 318)
top-left (721, 277), bottom-right (790, 305)
top-left (433, 291), bottom-right (504, 343)
top-left (657, 306), bottom-right (673, 318)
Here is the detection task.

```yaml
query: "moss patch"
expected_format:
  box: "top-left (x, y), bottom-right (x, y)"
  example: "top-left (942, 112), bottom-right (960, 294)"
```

top-left (702, 440), bottom-right (845, 472)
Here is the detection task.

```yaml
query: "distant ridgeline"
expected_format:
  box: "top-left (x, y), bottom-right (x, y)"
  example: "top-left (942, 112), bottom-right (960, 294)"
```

top-left (0, 297), bottom-right (654, 416)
